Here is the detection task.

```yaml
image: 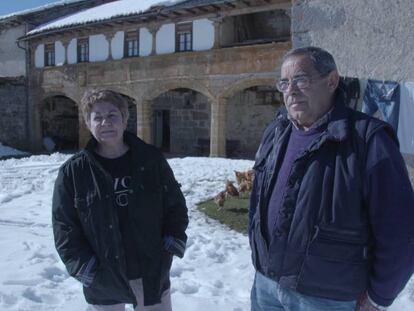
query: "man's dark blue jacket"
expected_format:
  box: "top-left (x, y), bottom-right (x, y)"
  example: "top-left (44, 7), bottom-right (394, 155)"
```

top-left (249, 93), bottom-right (414, 306)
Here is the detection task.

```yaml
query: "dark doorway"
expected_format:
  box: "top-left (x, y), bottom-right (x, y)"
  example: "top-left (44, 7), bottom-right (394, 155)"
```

top-left (154, 110), bottom-right (170, 152)
top-left (41, 95), bottom-right (79, 152)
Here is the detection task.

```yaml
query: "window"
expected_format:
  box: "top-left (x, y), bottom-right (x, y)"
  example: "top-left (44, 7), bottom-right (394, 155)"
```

top-left (124, 30), bottom-right (139, 57)
top-left (176, 22), bottom-right (192, 52)
top-left (77, 38), bottom-right (89, 63)
top-left (44, 43), bottom-right (55, 66)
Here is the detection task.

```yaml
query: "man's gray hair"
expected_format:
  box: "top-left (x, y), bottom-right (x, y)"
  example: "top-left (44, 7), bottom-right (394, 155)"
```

top-left (283, 46), bottom-right (337, 75)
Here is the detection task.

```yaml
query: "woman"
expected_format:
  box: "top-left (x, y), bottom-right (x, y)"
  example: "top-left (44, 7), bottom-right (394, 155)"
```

top-left (52, 89), bottom-right (188, 310)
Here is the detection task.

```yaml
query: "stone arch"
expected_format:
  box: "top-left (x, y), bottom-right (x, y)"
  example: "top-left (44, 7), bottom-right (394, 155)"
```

top-left (143, 79), bottom-right (214, 102)
top-left (142, 83), bottom-right (213, 156)
top-left (219, 78), bottom-right (283, 159)
top-left (218, 77), bottom-right (277, 100)
top-left (81, 85), bottom-right (137, 102)
top-left (39, 91), bottom-right (78, 105)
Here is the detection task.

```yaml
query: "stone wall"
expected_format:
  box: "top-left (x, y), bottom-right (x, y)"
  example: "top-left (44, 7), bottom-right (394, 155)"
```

top-left (291, 0), bottom-right (414, 166)
top-left (0, 25), bottom-right (26, 77)
top-left (152, 90), bottom-right (211, 155)
top-left (226, 86), bottom-right (282, 159)
top-left (0, 77), bottom-right (27, 150)
top-left (291, 0), bottom-right (414, 81)
top-left (40, 96), bottom-right (79, 150)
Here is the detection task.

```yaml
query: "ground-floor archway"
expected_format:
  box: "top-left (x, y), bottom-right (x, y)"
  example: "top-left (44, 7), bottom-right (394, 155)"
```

top-left (225, 85), bottom-right (282, 158)
top-left (121, 94), bottom-right (137, 136)
top-left (151, 88), bottom-right (211, 156)
top-left (40, 95), bottom-right (79, 151)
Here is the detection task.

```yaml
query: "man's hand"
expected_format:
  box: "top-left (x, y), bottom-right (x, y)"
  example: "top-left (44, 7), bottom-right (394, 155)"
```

top-left (355, 292), bottom-right (387, 311)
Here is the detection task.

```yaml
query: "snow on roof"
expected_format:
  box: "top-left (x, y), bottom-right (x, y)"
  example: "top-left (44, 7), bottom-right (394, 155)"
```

top-left (27, 0), bottom-right (186, 36)
top-left (0, 0), bottom-right (85, 21)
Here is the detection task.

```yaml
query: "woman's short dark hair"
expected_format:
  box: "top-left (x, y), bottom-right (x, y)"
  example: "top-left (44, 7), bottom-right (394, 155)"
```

top-left (80, 89), bottom-right (129, 125)
top-left (283, 46), bottom-right (338, 75)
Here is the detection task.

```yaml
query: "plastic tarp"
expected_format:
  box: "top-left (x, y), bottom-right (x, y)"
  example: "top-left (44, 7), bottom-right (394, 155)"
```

top-left (398, 82), bottom-right (414, 154)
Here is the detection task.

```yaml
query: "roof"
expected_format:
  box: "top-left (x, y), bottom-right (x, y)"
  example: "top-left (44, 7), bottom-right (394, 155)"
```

top-left (0, 0), bottom-right (116, 27)
top-left (26, 0), bottom-right (186, 35)
top-left (0, 0), bottom-right (84, 21)
top-left (25, 0), bottom-right (236, 37)
top-left (166, 0), bottom-right (232, 10)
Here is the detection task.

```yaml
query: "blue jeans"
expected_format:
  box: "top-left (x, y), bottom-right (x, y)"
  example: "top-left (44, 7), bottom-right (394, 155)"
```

top-left (362, 79), bottom-right (400, 133)
top-left (251, 271), bottom-right (356, 311)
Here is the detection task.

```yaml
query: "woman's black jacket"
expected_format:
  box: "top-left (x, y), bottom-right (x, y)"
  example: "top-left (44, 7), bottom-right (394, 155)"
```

top-left (52, 132), bottom-right (188, 306)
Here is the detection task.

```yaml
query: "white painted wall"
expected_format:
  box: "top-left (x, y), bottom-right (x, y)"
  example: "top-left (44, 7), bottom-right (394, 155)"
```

top-left (34, 44), bottom-right (44, 68)
top-left (0, 25), bottom-right (26, 76)
top-left (90, 34), bottom-right (108, 62)
top-left (112, 31), bottom-right (124, 60)
top-left (67, 38), bottom-right (77, 64)
top-left (140, 28), bottom-right (152, 56)
top-left (55, 41), bottom-right (65, 66)
top-left (193, 19), bottom-right (214, 51)
top-left (156, 24), bottom-right (175, 54)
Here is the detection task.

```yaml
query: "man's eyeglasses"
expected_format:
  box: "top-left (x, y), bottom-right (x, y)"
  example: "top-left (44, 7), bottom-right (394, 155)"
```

top-left (276, 74), bottom-right (329, 93)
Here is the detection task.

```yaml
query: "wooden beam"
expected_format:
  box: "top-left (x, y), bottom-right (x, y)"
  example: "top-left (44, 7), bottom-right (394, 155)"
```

top-left (196, 6), bottom-right (210, 13)
top-left (184, 8), bottom-right (197, 14)
top-left (224, 2), bottom-right (236, 8)
top-left (241, 0), bottom-right (252, 6)
top-left (158, 13), bottom-right (169, 18)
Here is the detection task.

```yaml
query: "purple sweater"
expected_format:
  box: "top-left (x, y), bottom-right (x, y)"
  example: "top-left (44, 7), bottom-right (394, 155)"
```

top-left (266, 126), bottom-right (322, 242)
top-left (266, 125), bottom-right (414, 307)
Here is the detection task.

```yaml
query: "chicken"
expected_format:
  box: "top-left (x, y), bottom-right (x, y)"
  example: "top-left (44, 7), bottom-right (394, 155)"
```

top-left (234, 170), bottom-right (246, 186)
top-left (214, 190), bottom-right (226, 209)
top-left (239, 180), bottom-right (250, 193)
top-left (245, 169), bottom-right (255, 183)
top-left (225, 180), bottom-right (239, 197)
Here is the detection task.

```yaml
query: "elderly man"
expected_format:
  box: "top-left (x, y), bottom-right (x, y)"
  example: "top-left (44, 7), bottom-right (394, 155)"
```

top-left (249, 46), bottom-right (414, 311)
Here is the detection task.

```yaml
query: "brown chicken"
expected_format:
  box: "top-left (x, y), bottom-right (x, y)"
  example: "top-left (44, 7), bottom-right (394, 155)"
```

top-left (214, 190), bottom-right (226, 209)
top-left (245, 169), bottom-right (255, 183)
top-left (234, 170), bottom-right (246, 185)
top-left (225, 180), bottom-right (239, 197)
top-left (239, 180), bottom-right (250, 193)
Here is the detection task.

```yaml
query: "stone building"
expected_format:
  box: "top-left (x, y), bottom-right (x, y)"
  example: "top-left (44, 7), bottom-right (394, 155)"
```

top-left (291, 0), bottom-right (414, 82)
top-left (0, 0), bottom-right (116, 150)
top-left (291, 0), bottom-right (414, 164)
top-left (19, 0), bottom-right (291, 158)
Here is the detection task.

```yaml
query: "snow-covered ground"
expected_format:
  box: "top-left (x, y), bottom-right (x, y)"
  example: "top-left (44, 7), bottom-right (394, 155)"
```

top-left (0, 154), bottom-right (413, 311)
top-left (0, 143), bottom-right (29, 158)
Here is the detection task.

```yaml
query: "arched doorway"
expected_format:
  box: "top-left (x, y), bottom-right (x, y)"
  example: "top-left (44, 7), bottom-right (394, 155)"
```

top-left (151, 88), bottom-right (211, 156)
top-left (40, 95), bottom-right (79, 151)
top-left (120, 94), bottom-right (137, 136)
top-left (225, 85), bottom-right (282, 158)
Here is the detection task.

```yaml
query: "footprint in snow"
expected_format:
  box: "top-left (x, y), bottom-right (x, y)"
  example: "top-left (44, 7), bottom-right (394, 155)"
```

top-left (40, 266), bottom-right (68, 283)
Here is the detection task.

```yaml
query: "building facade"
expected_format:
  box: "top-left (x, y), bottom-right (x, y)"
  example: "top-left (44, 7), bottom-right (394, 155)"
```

top-left (0, 0), bottom-right (116, 150)
top-left (291, 0), bottom-right (414, 163)
top-left (22, 0), bottom-right (291, 158)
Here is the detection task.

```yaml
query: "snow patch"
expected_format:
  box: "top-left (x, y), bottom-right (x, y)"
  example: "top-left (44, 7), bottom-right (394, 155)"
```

top-left (0, 142), bottom-right (28, 158)
top-left (0, 154), bottom-right (412, 310)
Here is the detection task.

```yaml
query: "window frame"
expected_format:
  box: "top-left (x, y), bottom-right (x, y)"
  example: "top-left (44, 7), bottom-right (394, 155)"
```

top-left (44, 43), bottom-right (55, 67)
top-left (77, 38), bottom-right (89, 63)
top-left (124, 30), bottom-right (140, 58)
top-left (175, 22), bottom-right (193, 52)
